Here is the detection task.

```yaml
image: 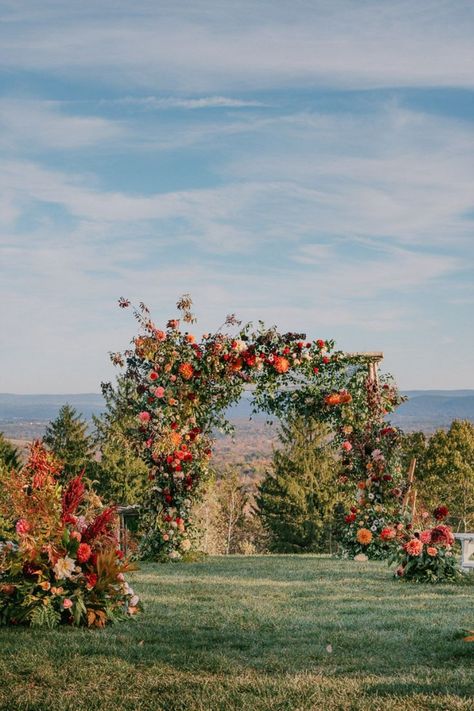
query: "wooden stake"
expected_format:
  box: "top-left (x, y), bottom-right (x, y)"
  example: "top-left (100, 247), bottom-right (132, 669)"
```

top-left (401, 458), bottom-right (417, 514)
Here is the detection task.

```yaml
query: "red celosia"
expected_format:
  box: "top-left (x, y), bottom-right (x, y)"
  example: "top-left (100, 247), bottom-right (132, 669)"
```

top-left (81, 507), bottom-right (117, 543)
top-left (61, 473), bottom-right (86, 519)
top-left (25, 441), bottom-right (62, 488)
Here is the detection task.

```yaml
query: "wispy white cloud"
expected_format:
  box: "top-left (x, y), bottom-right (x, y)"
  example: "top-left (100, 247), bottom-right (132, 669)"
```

top-left (1, 1), bottom-right (473, 91)
top-left (0, 99), bottom-right (123, 151)
top-left (106, 96), bottom-right (267, 110)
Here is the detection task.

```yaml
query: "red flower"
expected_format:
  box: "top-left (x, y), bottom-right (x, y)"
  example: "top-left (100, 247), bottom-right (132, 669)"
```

top-left (433, 505), bottom-right (449, 521)
top-left (82, 507), bottom-right (117, 543)
top-left (345, 513), bottom-right (356, 523)
top-left (85, 573), bottom-right (98, 589)
top-left (380, 527), bottom-right (396, 541)
top-left (430, 524), bottom-right (454, 546)
top-left (77, 543), bottom-right (92, 564)
top-left (15, 519), bottom-right (31, 535)
top-left (316, 339), bottom-right (325, 349)
top-left (62, 473), bottom-right (86, 519)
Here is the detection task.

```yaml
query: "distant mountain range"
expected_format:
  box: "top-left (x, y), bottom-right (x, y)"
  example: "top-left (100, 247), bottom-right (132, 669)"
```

top-left (0, 390), bottom-right (473, 439)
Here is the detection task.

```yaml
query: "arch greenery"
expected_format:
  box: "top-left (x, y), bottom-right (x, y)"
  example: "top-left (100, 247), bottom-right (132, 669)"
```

top-left (112, 296), bottom-right (406, 560)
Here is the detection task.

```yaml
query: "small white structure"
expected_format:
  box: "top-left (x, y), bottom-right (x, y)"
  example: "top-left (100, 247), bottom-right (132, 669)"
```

top-left (454, 534), bottom-right (474, 571)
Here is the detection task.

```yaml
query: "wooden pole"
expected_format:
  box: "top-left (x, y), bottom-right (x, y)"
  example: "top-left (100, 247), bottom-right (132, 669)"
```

top-left (402, 458), bottom-right (417, 514)
top-left (410, 489), bottom-right (417, 521)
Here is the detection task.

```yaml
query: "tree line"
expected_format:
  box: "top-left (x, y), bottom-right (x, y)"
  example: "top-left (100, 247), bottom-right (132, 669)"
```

top-left (1, 393), bottom-right (473, 552)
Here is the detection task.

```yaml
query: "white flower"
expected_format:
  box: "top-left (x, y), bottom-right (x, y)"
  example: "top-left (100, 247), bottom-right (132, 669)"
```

top-left (129, 595), bottom-right (139, 607)
top-left (370, 525), bottom-right (377, 532)
top-left (181, 539), bottom-right (191, 552)
top-left (75, 516), bottom-right (87, 533)
top-left (233, 339), bottom-right (247, 353)
top-left (368, 493), bottom-right (375, 500)
top-left (53, 556), bottom-right (76, 580)
top-left (169, 550), bottom-right (181, 560)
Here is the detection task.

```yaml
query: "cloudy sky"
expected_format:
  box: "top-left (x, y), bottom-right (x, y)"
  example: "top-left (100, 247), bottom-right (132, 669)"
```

top-left (1, 0), bottom-right (473, 393)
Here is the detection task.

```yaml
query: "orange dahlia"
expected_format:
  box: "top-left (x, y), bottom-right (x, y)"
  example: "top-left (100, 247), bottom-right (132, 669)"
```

top-left (178, 362), bottom-right (194, 380)
top-left (405, 538), bottom-right (423, 556)
top-left (356, 528), bottom-right (373, 545)
top-left (273, 356), bottom-right (290, 374)
top-left (324, 393), bottom-right (341, 406)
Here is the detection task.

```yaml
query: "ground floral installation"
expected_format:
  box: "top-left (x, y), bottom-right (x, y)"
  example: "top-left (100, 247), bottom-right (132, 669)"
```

top-left (389, 506), bottom-right (463, 584)
top-left (113, 295), bottom-right (406, 561)
top-left (0, 443), bottom-right (140, 628)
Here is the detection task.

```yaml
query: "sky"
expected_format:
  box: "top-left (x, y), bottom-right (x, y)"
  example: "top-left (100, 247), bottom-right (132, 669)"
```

top-left (0, 0), bottom-right (473, 393)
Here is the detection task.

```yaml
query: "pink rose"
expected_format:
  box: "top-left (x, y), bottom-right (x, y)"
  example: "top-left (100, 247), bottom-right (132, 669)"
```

top-left (154, 387), bottom-right (165, 398)
top-left (138, 411), bottom-right (151, 423)
top-left (15, 519), bottom-right (30, 535)
top-left (341, 441), bottom-right (352, 452)
top-left (63, 598), bottom-right (73, 609)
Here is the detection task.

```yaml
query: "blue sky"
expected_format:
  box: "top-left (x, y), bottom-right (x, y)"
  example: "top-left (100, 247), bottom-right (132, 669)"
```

top-left (1, 0), bottom-right (473, 393)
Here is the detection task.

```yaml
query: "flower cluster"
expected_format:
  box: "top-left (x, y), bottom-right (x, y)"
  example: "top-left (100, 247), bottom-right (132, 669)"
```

top-left (389, 507), bottom-right (462, 583)
top-left (0, 442), bottom-right (141, 628)
top-left (115, 298), bottom-right (376, 559)
top-left (337, 372), bottom-right (407, 559)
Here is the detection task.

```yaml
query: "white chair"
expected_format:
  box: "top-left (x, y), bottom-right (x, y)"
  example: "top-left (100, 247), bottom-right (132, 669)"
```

top-left (454, 533), bottom-right (474, 571)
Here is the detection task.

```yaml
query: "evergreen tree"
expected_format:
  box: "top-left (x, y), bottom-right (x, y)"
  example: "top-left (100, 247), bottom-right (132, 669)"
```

top-left (43, 404), bottom-right (93, 479)
top-left (0, 432), bottom-right (20, 470)
top-left (256, 417), bottom-right (343, 552)
top-left (417, 420), bottom-right (474, 532)
top-left (92, 378), bottom-right (148, 506)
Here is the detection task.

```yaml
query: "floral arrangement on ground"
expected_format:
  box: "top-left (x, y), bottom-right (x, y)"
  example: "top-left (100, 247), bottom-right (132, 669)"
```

top-left (389, 506), bottom-right (465, 583)
top-left (0, 442), bottom-right (141, 628)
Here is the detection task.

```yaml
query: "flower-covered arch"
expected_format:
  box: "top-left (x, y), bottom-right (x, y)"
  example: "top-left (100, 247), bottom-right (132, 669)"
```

top-left (113, 296), bottom-right (405, 560)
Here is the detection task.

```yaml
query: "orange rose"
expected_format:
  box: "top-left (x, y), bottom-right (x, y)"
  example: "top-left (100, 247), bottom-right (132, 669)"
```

top-left (427, 547), bottom-right (438, 557)
top-left (185, 334), bottom-right (195, 344)
top-left (357, 528), bottom-right (373, 545)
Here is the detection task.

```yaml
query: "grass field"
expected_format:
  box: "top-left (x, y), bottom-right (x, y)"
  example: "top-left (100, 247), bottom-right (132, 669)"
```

top-left (0, 555), bottom-right (472, 711)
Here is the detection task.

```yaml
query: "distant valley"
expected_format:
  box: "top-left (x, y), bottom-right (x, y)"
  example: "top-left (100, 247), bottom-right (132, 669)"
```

top-left (1, 389), bottom-right (473, 444)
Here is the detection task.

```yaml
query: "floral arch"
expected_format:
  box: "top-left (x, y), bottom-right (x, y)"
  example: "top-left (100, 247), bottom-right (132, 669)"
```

top-left (112, 296), bottom-right (405, 560)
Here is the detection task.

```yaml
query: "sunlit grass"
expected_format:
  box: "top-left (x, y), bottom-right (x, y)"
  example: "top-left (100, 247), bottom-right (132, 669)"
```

top-left (0, 556), bottom-right (472, 710)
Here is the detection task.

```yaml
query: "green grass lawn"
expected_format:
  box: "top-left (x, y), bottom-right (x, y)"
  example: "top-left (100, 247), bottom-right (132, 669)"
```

top-left (0, 556), bottom-right (472, 711)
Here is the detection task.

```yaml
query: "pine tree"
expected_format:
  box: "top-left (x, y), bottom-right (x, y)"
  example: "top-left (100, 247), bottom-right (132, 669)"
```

top-left (92, 377), bottom-right (148, 506)
top-left (417, 420), bottom-right (474, 532)
top-left (43, 404), bottom-right (93, 479)
top-left (0, 432), bottom-right (20, 470)
top-left (256, 417), bottom-right (343, 552)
